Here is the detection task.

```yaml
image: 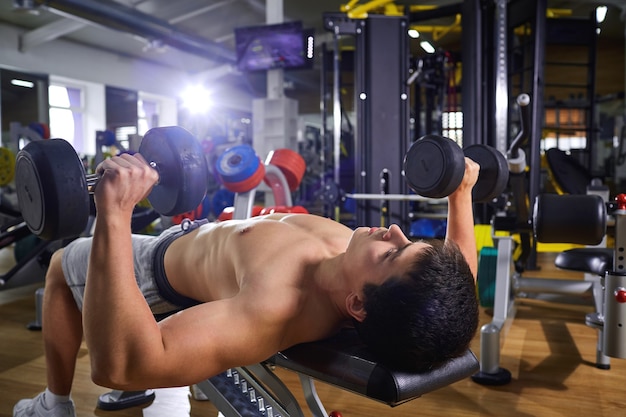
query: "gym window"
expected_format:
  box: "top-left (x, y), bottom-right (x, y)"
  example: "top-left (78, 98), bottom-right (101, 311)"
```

top-left (442, 111), bottom-right (463, 142)
top-left (49, 83), bottom-right (85, 153)
top-left (138, 98), bottom-right (159, 136)
top-left (542, 107), bottom-right (587, 151)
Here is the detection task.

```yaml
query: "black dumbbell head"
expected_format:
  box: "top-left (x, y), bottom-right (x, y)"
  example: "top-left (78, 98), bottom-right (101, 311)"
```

top-left (404, 135), bottom-right (465, 199)
top-left (139, 126), bottom-right (208, 216)
top-left (464, 145), bottom-right (509, 203)
top-left (15, 139), bottom-right (90, 240)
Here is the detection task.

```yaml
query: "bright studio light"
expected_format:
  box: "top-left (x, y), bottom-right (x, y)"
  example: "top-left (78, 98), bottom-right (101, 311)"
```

top-left (11, 79), bottom-right (34, 88)
top-left (408, 29), bottom-right (420, 39)
top-left (420, 41), bottom-right (435, 54)
top-left (181, 85), bottom-right (212, 114)
top-left (596, 6), bottom-right (607, 24)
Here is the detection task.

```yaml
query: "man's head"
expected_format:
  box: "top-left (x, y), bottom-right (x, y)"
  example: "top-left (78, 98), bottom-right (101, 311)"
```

top-left (346, 228), bottom-right (478, 371)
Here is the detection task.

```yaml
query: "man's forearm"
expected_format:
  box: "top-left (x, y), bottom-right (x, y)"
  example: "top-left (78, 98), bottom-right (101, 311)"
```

top-left (82, 216), bottom-right (163, 386)
top-left (446, 192), bottom-right (477, 279)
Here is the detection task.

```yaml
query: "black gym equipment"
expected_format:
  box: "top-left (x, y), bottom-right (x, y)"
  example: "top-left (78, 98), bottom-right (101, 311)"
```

top-left (545, 148), bottom-right (594, 195)
top-left (403, 135), bottom-right (509, 203)
top-left (0, 218), bottom-right (60, 291)
top-left (473, 91), bottom-right (624, 383)
top-left (15, 126), bottom-right (208, 240)
top-left (193, 329), bottom-right (478, 416)
top-left (534, 194), bottom-right (607, 245)
top-left (535, 194), bottom-right (626, 361)
top-left (322, 12), bottom-right (410, 227)
top-left (474, 191), bottom-right (615, 385)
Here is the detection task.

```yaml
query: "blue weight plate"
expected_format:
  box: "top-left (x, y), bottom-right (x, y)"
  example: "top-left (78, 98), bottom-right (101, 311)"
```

top-left (216, 145), bottom-right (260, 183)
top-left (139, 126), bottom-right (208, 216)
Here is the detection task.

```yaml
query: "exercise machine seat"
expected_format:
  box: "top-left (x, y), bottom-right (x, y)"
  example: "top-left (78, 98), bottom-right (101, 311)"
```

top-left (545, 148), bottom-right (592, 195)
top-left (268, 328), bottom-right (479, 406)
top-left (555, 248), bottom-right (613, 276)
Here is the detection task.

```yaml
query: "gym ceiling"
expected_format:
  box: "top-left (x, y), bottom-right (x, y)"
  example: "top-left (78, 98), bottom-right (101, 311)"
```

top-left (0, 0), bottom-right (624, 112)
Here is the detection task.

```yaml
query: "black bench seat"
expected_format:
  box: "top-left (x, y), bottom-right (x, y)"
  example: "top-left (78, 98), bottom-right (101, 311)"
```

top-left (268, 328), bottom-right (479, 407)
top-left (555, 248), bottom-right (613, 276)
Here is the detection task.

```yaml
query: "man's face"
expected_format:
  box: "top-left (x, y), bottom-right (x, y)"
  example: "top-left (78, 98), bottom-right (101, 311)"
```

top-left (344, 224), bottom-right (432, 287)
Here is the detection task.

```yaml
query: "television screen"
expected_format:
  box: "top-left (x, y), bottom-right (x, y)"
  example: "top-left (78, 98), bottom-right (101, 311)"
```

top-left (235, 21), bottom-right (312, 72)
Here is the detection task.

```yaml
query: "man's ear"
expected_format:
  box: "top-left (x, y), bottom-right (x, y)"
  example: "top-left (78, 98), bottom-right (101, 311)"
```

top-left (346, 292), bottom-right (366, 322)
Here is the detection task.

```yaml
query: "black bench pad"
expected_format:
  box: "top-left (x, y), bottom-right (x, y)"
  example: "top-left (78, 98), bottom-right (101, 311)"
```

top-left (268, 329), bottom-right (479, 407)
top-left (555, 248), bottom-right (613, 276)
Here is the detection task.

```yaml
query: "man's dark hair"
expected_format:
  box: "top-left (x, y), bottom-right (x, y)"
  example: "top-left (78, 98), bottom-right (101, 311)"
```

top-left (354, 239), bottom-right (478, 371)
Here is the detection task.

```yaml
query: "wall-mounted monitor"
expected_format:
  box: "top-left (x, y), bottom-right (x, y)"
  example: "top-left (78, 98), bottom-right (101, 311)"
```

top-left (234, 21), bottom-right (313, 72)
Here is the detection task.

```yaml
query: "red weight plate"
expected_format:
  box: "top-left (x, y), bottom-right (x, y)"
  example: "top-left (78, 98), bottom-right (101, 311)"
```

top-left (223, 162), bottom-right (266, 193)
top-left (266, 149), bottom-right (306, 191)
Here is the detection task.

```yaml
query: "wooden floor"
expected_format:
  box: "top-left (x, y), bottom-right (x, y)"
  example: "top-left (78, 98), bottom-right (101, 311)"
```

top-left (1, 250), bottom-right (626, 417)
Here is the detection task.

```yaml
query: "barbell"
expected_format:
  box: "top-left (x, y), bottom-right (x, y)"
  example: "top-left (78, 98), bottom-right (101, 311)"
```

top-left (15, 126), bottom-right (208, 240)
top-left (403, 135), bottom-right (509, 203)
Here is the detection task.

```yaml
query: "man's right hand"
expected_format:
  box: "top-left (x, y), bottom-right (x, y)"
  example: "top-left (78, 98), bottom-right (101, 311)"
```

top-left (450, 157), bottom-right (479, 198)
top-left (93, 153), bottom-right (159, 218)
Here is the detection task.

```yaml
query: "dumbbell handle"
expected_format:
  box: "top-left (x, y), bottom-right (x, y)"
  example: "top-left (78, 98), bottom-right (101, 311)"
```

top-left (85, 173), bottom-right (98, 192)
top-left (85, 161), bottom-right (159, 193)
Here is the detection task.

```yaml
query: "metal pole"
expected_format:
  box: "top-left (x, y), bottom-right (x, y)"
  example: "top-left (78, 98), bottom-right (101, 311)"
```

top-left (332, 26), bottom-right (342, 221)
top-left (493, 0), bottom-right (508, 154)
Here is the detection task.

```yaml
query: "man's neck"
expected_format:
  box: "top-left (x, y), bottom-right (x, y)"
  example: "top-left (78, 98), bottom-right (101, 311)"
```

top-left (312, 254), bottom-right (351, 320)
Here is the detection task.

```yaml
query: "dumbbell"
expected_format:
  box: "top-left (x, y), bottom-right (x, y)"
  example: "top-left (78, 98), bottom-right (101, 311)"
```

top-left (15, 126), bottom-right (208, 240)
top-left (403, 135), bottom-right (509, 203)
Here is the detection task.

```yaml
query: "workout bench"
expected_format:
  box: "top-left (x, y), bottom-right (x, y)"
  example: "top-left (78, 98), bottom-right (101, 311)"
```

top-left (196, 329), bottom-right (478, 416)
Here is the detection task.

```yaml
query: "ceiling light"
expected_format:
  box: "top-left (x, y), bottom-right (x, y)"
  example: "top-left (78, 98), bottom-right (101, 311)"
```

top-left (11, 79), bottom-right (34, 88)
top-left (420, 41), bottom-right (435, 54)
top-left (408, 29), bottom-right (420, 39)
top-left (596, 6), bottom-right (607, 23)
top-left (306, 35), bottom-right (314, 59)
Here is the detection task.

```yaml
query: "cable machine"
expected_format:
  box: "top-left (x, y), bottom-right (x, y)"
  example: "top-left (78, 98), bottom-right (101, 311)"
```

top-left (322, 11), bottom-right (410, 228)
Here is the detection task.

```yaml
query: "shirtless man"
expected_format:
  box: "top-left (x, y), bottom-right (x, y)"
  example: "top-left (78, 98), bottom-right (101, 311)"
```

top-left (14, 152), bottom-right (479, 416)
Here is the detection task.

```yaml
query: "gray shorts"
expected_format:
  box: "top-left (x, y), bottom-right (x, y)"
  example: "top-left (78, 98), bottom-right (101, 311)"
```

top-left (62, 224), bottom-right (188, 316)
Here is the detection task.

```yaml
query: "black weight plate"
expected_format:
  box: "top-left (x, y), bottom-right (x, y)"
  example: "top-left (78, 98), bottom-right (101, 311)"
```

top-left (139, 126), bottom-right (208, 216)
top-left (15, 139), bottom-right (90, 240)
top-left (404, 135), bottom-right (465, 198)
top-left (464, 145), bottom-right (509, 203)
